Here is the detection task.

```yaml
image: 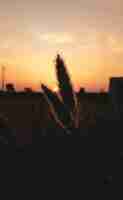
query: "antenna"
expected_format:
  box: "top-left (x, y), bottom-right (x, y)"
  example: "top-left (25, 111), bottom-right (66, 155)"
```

top-left (1, 65), bottom-right (6, 91)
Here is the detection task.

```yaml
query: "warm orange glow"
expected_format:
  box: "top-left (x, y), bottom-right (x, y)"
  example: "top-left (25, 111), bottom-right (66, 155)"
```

top-left (0, 0), bottom-right (123, 92)
top-left (1, 51), bottom-right (123, 92)
top-left (53, 86), bottom-right (59, 93)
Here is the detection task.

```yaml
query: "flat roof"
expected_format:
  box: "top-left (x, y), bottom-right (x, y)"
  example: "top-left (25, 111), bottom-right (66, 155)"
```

top-left (110, 77), bottom-right (123, 81)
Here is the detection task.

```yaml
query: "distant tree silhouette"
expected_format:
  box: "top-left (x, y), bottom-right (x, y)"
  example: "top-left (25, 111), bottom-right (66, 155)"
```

top-left (24, 87), bottom-right (33, 93)
top-left (78, 87), bottom-right (85, 98)
top-left (6, 83), bottom-right (15, 92)
top-left (79, 87), bottom-right (85, 93)
top-left (41, 54), bottom-right (80, 135)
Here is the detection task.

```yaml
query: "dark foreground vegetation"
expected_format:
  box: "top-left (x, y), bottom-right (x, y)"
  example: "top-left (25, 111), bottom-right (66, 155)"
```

top-left (0, 55), bottom-right (123, 146)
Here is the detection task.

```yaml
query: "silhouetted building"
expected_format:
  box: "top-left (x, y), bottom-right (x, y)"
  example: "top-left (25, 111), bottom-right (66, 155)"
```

top-left (6, 83), bottom-right (15, 93)
top-left (109, 77), bottom-right (123, 118)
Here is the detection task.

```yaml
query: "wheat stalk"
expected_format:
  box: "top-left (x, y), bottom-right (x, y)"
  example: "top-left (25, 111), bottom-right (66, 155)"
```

top-left (42, 55), bottom-right (80, 135)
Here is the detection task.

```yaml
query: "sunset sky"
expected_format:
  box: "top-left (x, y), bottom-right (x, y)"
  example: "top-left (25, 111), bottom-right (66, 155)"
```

top-left (0, 0), bottom-right (123, 91)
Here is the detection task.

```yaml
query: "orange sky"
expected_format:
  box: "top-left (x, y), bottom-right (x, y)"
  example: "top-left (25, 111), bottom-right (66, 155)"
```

top-left (0, 0), bottom-right (123, 92)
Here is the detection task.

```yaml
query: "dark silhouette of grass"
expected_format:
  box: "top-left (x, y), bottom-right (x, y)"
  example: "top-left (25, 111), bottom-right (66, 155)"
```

top-left (41, 84), bottom-right (73, 134)
top-left (41, 54), bottom-right (80, 135)
top-left (55, 54), bottom-right (78, 115)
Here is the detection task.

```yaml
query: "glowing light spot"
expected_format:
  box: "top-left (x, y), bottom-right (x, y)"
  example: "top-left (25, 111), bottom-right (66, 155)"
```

top-left (53, 86), bottom-right (59, 92)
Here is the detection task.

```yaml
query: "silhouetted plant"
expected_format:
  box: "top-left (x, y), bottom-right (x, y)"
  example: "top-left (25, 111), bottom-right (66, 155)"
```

top-left (41, 54), bottom-right (80, 135)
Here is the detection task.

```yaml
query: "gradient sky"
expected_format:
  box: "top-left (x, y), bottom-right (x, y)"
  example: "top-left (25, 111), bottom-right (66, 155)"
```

top-left (0, 0), bottom-right (123, 91)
